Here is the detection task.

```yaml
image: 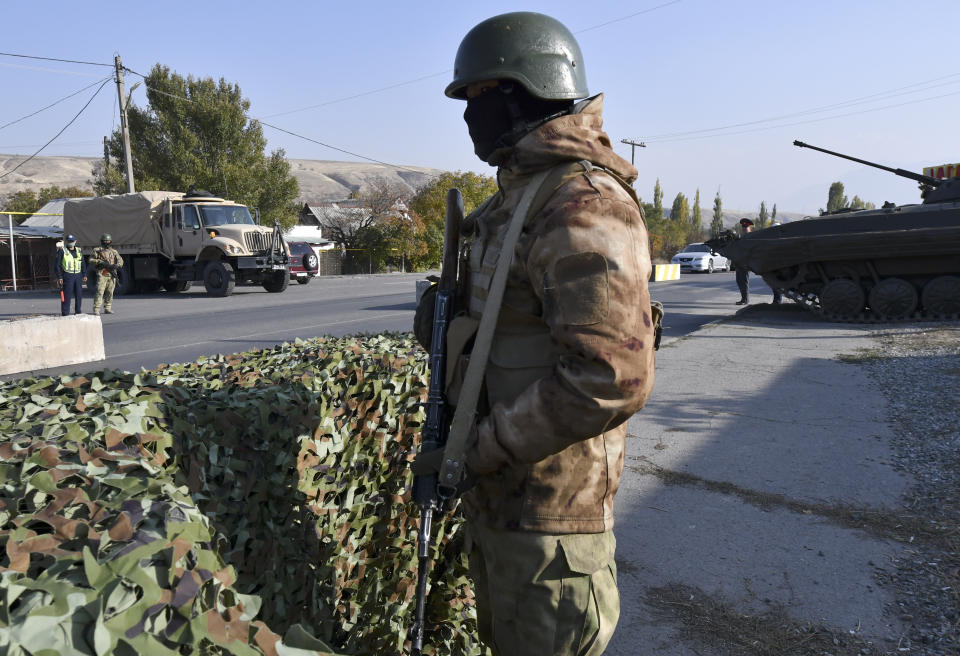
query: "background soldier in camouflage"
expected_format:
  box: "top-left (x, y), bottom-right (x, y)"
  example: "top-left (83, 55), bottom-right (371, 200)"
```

top-left (89, 232), bottom-right (124, 315)
top-left (414, 12), bottom-right (656, 656)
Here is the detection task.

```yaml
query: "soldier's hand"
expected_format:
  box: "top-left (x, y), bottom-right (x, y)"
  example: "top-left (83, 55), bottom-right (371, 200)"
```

top-left (57, 279), bottom-right (63, 289)
top-left (82, 277), bottom-right (87, 284)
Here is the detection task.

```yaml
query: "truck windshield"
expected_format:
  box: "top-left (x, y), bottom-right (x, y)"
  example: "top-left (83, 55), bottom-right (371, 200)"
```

top-left (198, 205), bottom-right (255, 227)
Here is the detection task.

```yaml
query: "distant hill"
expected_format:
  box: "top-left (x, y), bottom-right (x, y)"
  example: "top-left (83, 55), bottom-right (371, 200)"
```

top-left (666, 206), bottom-right (813, 229)
top-left (1, 154), bottom-right (816, 223)
top-left (0, 154), bottom-right (443, 204)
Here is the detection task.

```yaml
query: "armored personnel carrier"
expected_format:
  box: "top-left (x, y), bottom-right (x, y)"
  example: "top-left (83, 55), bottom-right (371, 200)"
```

top-left (707, 142), bottom-right (960, 321)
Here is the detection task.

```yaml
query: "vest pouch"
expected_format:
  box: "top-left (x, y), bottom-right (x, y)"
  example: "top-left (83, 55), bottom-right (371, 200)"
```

top-left (485, 331), bottom-right (557, 408)
top-left (445, 314), bottom-right (480, 407)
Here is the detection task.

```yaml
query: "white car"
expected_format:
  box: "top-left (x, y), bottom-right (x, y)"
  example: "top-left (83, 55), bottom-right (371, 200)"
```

top-left (671, 242), bottom-right (730, 273)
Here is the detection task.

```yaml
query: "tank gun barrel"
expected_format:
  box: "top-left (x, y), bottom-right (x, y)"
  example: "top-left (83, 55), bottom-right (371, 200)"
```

top-left (793, 140), bottom-right (941, 188)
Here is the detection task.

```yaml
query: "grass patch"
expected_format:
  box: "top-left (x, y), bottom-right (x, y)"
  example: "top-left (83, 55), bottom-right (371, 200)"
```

top-left (646, 583), bottom-right (885, 655)
top-left (836, 347), bottom-right (886, 364)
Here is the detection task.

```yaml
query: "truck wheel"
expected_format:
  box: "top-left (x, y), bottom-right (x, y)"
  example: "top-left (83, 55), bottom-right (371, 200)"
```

top-left (204, 261), bottom-right (236, 297)
top-left (163, 281), bottom-right (192, 293)
top-left (263, 269), bottom-right (289, 293)
top-left (296, 276), bottom-right (310, 285)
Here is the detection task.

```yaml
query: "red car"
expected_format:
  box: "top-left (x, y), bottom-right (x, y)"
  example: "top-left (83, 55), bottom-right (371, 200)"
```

top-left (288, 241), bottom-right (319, 284)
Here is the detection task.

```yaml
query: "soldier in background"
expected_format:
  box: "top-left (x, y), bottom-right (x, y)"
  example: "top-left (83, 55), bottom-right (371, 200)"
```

top-left (54, 234), bottom-right (87, 316)
top-left (413, 12), bottom-right (655, 655)
top-left (735, 218), bottom-right (754, 304)
top-left (89, 233), bottom-right (123, 315)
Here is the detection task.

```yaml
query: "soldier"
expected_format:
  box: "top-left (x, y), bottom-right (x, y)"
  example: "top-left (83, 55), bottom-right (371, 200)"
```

top-left (735, 218), bottom-right (754, 304)
top-left (89, 233), bottom-right (124, 315)
top-left (413, 12), bottom-right (655, 655)
top-left (54, 234), bottom-right (87, 316)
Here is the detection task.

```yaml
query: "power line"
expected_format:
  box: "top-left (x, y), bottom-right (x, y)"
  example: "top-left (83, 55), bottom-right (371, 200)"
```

top-left (645, 87), bottom-right (960, 144)
top-left (0, 78), bottom-right (112, 181)
top-left (0, 76), bottom-right (113, 133)
top-left (261, 71), bottom-right (450, 119)
top-left (258, 120), bottom-right (422, 172)
top-left (259, 2), bottom-right (683, 120)
top-left (0, 51), bottom-right (112, 68)
top-left (575, 0), bottom-right (682, 33)
top-left (126, 74), bottom-right (424, 173)
top-left (641, 72), bottom-right (960, 142)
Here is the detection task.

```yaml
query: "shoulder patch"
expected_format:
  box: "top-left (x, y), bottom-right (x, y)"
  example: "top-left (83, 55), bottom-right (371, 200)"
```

top-left (553, 251), bottom-right (609, 326)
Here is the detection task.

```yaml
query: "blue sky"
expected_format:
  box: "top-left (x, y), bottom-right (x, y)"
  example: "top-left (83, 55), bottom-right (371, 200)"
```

top-left (2, 1), bottom-right (958, 214)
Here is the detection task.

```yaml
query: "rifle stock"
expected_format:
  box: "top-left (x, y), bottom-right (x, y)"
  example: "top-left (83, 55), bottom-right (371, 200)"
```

top-left (410, 188), bottom-right (463, 656)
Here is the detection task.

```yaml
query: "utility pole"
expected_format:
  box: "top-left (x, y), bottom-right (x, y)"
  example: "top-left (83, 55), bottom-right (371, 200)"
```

top-left (7, 214), bottom-right (16, 292)
top-left (114, 55), bottom-right (135, 193)
top-left (620, 138), bottom-right (646, 166)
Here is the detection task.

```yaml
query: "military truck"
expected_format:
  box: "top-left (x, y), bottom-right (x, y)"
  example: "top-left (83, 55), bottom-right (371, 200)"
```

top-left (64, 189), bottom-right (289, 297)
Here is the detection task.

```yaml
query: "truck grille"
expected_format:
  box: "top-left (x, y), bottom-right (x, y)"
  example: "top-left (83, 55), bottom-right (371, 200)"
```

top-left (244, 231), bottom-right (271, 253)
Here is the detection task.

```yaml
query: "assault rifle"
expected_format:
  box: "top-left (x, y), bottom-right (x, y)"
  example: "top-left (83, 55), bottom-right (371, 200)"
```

top-left (409, 188), bottom-right (463, 656)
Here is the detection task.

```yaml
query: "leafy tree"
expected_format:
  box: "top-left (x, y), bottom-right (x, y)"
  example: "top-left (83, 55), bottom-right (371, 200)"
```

top-left (94, 64), bottom-right (300, 229)
top-left (322, 178), bottom-right (412, 272)
top-left (669, 192), bottom-right (688, 224)
top-left (1, 186), bottom-right (93, 224)
top-left (408, 171), bottom-right (497, 269)
top-left (826, 181), bottom-right (848, 213)
top-left (758, 201), bottom-right (769, 228)
top-left (691, 188), bottom-right (702, 236)
top-left (710, 190), bottom-right (724, 237)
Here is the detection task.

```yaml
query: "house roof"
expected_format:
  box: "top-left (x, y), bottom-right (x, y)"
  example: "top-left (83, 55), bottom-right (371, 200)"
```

top-left (19, 198), bottom-right (86, 228)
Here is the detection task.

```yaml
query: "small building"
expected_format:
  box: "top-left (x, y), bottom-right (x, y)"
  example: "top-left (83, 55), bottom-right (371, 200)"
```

top-left (0, 224), bottom-right (62, 291)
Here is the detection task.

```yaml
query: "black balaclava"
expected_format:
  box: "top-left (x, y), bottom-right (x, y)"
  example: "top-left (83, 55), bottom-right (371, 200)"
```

top-left (463, 83), bottom-right (573, 163)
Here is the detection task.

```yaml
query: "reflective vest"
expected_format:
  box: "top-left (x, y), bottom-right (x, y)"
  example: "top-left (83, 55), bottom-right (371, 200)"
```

top-left (61, 247), bottom-right (83, 274)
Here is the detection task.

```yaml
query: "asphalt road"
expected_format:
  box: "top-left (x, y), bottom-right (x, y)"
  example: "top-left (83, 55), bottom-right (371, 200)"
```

top-left (2, 269), bottom-right (761, 378)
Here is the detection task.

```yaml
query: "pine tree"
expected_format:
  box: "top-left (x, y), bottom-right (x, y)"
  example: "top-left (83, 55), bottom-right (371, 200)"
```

top-left (711, 190), bottom-right (724, 237)
top-left (758, 201), bottom-right (769, 228)
top-left (692, 188), bottom-right (702, 236)
top-left (652, 179), bottom-right (664, 222)
top-left (771, 203), bottom-right (777, 224)
top-left (826, 182), bottom-right (848, 213)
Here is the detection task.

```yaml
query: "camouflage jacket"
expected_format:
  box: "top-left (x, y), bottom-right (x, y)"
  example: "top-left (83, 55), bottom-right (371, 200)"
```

top-left (458, 95), bottom-right (656, 534)
top-left (89, 246), bottom-right (123, 276)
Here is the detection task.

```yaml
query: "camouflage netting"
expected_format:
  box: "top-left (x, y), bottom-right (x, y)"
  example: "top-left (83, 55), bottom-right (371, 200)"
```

top-left (0, 333), bottom-right (482, 655)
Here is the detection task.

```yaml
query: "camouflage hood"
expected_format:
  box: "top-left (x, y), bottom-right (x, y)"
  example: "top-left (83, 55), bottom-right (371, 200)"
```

top-left (491, 94), bottom-right (638, 185)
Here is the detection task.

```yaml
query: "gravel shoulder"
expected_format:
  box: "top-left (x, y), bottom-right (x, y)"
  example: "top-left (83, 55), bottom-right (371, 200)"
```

top-left (610, 305), bottom-right (959, 655)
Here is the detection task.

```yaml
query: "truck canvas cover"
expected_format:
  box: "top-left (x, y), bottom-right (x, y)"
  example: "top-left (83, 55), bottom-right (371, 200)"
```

top-left (64, 191), bottom-right (184, 252)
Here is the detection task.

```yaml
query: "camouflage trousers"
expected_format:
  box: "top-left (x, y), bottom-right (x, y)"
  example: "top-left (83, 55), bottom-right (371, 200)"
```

top-left (466, 522), bottom-right (619, 656)
top-left (94, 273), bottom-right (115, 312)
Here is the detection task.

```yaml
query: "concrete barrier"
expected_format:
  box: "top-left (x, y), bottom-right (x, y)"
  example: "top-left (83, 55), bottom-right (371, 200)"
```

top-left (415, 279), bottom-right (432, 302)
top-left (0, 314), bottom-right (105, 376)
top-left (651, 263), bottom-right (681, 281)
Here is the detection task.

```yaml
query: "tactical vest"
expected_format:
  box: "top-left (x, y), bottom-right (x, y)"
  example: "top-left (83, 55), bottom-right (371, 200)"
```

top-left (61, 247), bottom-right (83, 274)
top-left (94, 247), bottom-right (121, 273)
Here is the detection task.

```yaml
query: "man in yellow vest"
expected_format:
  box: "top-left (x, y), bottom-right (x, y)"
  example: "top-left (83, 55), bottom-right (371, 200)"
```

top-left (89, 233), bottom-right (124, 315)
top-left (55, 234), bottom-right (87, 316)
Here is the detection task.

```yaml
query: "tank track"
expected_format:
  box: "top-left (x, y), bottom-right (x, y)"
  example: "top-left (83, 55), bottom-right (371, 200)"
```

top-left (782, 288), bottom-right (960, 324)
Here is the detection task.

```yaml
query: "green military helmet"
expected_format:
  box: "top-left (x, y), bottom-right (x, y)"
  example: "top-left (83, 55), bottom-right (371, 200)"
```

top-left (445, 12), bottom-right (588, 101)
top-left (100, 233), bottom-right (112, 246)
